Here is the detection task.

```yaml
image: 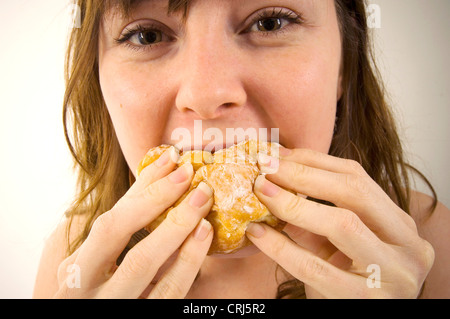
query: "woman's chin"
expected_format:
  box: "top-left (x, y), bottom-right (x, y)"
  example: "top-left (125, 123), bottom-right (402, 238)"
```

top-left (208, 243), bottom-right (261, 259)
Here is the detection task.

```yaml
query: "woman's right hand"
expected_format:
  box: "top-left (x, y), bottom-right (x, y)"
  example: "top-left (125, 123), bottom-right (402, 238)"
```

top-left (54, 147), bottom-right (214, 299)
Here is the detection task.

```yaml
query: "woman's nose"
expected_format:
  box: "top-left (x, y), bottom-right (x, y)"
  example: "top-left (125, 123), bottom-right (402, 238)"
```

top-left (174, 28), bottom-right (247, 119)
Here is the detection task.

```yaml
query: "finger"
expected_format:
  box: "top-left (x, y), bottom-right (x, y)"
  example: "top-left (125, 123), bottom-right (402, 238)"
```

top-left (278, 147), bottom-right (363, 175)
top-left (258, 155), bottom-right (415, 244)
top-left (73, 163), bottom-right (195, 288)
top-left (137, 251), bottom-right (179, 298)
top-left (254, 175), bottom-right (391, 266)
top-left (130, 146), bottom-right (180, 194)
top-left (283, 224), bottom-right (337, 260)
top-left (283, 225), bottom-right (352, 271)
top-left (276, 148), bottom-right (416, 230)
top-left (148, 219), bottom-right (213, 299)
top-left (246, 223), bottom-right (366, 298)
top-left (103, 182), bottom-right (213, 298)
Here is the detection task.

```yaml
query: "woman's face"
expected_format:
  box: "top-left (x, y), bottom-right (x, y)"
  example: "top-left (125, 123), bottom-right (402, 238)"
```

top-left (99, 0), bottom-right (342, 175)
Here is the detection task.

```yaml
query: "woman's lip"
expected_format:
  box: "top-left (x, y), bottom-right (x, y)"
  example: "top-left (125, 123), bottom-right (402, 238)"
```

top-left (178, 143), bottom-right (228, 153)
top-left (177, 141), bottom-right (242, 153)
top-left (174, 137), bottom-right (282, 153)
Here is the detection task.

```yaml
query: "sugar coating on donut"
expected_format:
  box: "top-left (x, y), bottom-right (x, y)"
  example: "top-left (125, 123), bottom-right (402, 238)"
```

top-left (136, 140), bottom-right (283, 255)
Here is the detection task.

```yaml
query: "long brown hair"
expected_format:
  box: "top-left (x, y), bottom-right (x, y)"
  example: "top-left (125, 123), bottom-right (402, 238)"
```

top-left (63, 0), bottom-right (437, 298)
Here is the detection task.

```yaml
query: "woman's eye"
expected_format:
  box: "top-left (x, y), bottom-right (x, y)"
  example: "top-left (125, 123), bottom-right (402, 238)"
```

top-left (247, 9), bottom-right (303, 34)
top-left (115, 23), bottom-right (171, 49)
top-left (256, 18), bottom-right (284, 32)
top-left (131, 30), bottom-right (163, 45)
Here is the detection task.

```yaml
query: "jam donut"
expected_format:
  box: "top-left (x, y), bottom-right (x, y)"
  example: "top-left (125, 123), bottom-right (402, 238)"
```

top-left (136, 140), bottom-right (284, 255)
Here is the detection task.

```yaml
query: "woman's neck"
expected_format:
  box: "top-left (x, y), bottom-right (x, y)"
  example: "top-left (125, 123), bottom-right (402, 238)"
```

top-left (186, 251), bottom-right (284, 299)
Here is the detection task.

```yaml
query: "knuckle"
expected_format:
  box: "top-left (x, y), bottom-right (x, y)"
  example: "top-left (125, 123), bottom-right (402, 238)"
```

top-left (299, 256), bottom-right (327, 280)
top-left (268, 234), bottom-right (289, 258)
top-left (423, 240), bottom-right (436, 269)
top-left (337, 210), bottom-right (364, 236)
top-left (400, 237), bottom-right (435, 284)
top-left (121, 245), bottom-right (151, 279)
top-left (283, 195), bottom-right (306, 224)
top-left (416, 239), bottom-right (435, 275)
top-left (346, 159), bottom-right (366, 177)
top-left (154, 274), bottom-right (184, 299)
top-left (345, 173), bottom-right (371, 199)
top-left (292, 162), bottom-right (308, 179)
top-left (402, 213), bottom-right (419, 232)
top-left (143, 179), bottom-right (184, 210)
top-left (177, 249), bottom-right (198, 269)
top-left (166, 208), bottom-right (189, 229)
top-left (389, 241), bottom-right (434, 298)
top-left (143, 182), bottom-right (163, 202)
top-left (90, 212), bottom-right (114, 239)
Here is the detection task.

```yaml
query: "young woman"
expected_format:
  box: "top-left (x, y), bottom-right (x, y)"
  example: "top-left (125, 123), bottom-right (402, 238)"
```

top-left (34, 0), bottom-right (449, 298)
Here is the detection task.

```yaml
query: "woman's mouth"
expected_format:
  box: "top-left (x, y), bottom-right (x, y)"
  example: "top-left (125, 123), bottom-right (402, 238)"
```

top-left (168, 122), bottom-right (281, 154)
top-left (178, 141), bottom-right (240, 153)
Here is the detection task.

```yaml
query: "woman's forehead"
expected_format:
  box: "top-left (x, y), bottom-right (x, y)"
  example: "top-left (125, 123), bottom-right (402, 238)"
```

top-left (103, 0), bottom-right (326, 17)
top-left (103, 0), bottom-right (189, 16)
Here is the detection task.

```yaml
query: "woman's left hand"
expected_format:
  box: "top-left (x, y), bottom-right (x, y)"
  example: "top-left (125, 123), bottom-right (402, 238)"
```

top-left (247, 148), bottom-right (435, 299)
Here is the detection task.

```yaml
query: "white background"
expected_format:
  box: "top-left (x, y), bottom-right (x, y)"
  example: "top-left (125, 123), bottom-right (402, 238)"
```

top-left (0, 0), bottom-right (449, 298)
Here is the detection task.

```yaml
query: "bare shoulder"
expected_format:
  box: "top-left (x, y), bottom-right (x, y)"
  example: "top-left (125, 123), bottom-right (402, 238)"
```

top-left (409, 191), bottom-right (450, 298)
top-left (409, 190), bottom-right (450, 234)
top-left (33, 213), bottom-right (87, 298)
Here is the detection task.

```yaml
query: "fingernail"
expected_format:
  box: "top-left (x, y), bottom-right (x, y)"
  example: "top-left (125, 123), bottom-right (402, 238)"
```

top-left (194, 219), bottom-right (212, 241)
top-left (254, 175), bottom-right (280, 197)
top-left (168, 163), bottom-right (193, 184)
top-left (189, 182), bottom-right (213, 208)
top-left (257, 153), bottom-right (279, 174)
top-left (156, 147), bottom-right (179, 167)
top-left (246, 223), bottom-right (266, 238)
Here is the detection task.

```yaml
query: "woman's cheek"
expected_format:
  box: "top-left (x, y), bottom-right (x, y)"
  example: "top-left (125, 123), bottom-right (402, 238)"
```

top-left (100, 63), bottom-right (171, 171)
top-left (249, 55), bottom-right (338, 152)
